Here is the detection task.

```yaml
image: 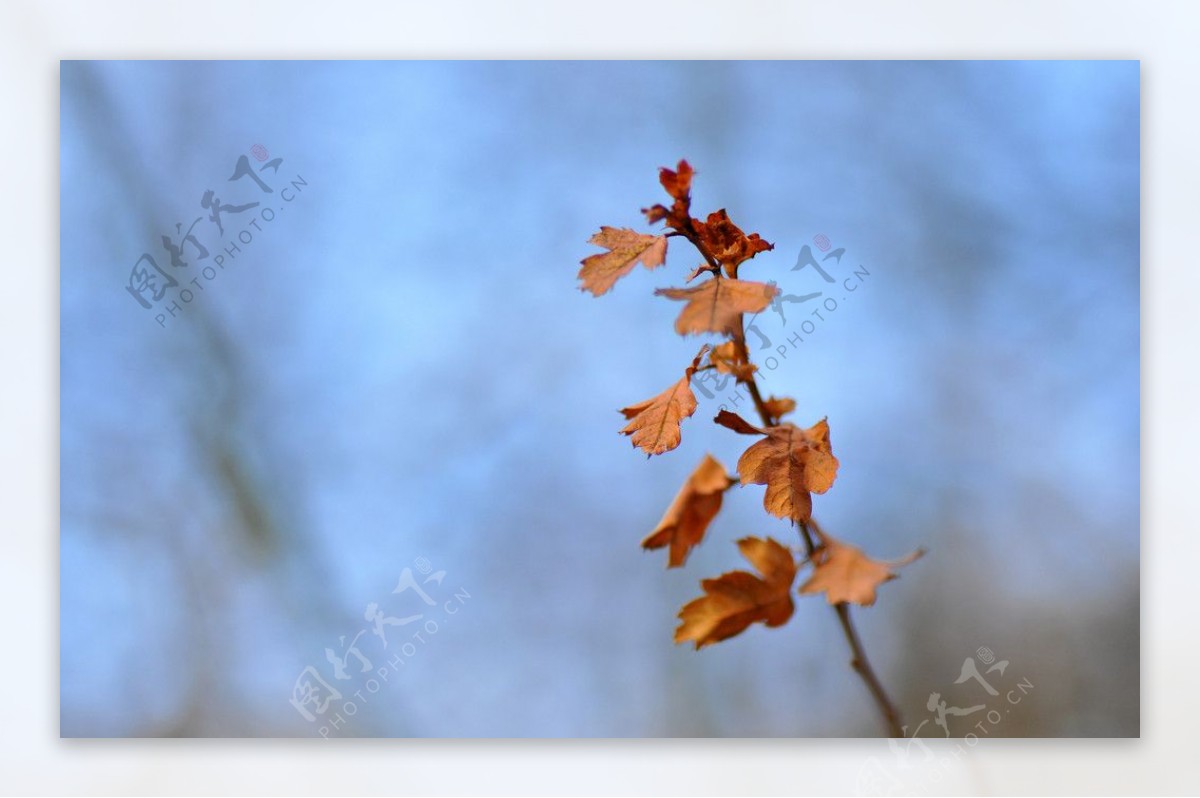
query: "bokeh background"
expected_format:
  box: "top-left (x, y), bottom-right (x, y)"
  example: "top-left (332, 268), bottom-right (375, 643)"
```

top-left (60, 60), bottom-right (1139, 737)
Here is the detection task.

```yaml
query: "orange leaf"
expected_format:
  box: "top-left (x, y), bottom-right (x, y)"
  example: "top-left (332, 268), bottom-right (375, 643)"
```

top-left (642, 454), bottom-right (735, 568)
top-left (655, 278), bottom-right (778, 336)
top-left (643, 159), bottom-right (694, 228)
top-left (714, 410), bottom-right (839, 522)
top-left (620, 346), bottom-right (709, 456)
top-left (799, 526), bottom-right (924, 606)
top-left (579, 227), bottom-right (668, 297)
top-left (762, 395), bottom-right (797, 422)
top-left (693, 209), bottom-right (773, 276)
top-left (675, 536), bottom-right (797, 649)
top-left (709, 341), bottom-right (757, 381)
top-left (659, 159), bottom-right (694, 203)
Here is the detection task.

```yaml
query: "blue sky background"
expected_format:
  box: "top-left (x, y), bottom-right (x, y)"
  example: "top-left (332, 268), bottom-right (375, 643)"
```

top-left (60, 60), bottom-right (1139, 737)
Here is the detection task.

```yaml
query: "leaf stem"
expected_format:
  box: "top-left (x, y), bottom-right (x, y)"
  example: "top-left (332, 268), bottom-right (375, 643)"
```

top-left (733, 316), bottom-right (774, 426)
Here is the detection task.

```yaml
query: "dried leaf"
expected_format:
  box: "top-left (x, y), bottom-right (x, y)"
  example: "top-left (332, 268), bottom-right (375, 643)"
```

top-left (642, 454), bottom-right (735, 567)
top-left (711, 409), bottom-right (761, 435)
top-left (643, 204), bottom-right (670, 225)
top-left (694, 209), bottom-right (773, 276)
top-left (656, 278), bottom-right (778, 336)
top-left (579, 227), bottom-right (668, 297)
top-left (675, 536), bottom-right (797, 649)
top-left (799, 526), bottom-right (924, 606)
top-left (762, 395), bottom-right (797, 422)
top-left (620, 346), bottom-right (709, 455)
top-left (659, 160), bottom-right (694, 202)
top-left (709, 341), bottom-right (757, 381)
top-left (643, 159), bottom-right (694, 227)
top-left (714, 410), bottom-right (839, 522)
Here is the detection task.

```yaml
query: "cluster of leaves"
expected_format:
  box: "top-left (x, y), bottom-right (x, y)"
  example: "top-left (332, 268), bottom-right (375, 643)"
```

top-left (580, 160), bottom-right (921, 650)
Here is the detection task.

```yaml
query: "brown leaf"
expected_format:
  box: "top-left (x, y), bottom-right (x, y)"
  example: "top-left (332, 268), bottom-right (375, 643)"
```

top-left (642, 454), bottom-right (735, 567)
top-left (799, 526), bottom-right (924, 606)
top-left (643, 159), bottom-right (694, 228)
top-left (762, 395), bottom-right (797, 422)
top-left (711, 408), bottom-right (761, 435)
top-left (655, 278), bottom-right (778, 336)
top-left (620, 346), bottom-right (709, 455)
top-left (659, 159), bottom-right (694, 203)
top-left (674, 536), bottom-right (797, 649)
top-left (579, 227), bottom-right (668, 297)
top-left (709, 341), bottom-right (757, 381)
top-left (714, 410), bottom-right (839, 522)
top-left (693, 209), bottom-right (773, 276)
top-left (643, 204), bottom-right (670, 225)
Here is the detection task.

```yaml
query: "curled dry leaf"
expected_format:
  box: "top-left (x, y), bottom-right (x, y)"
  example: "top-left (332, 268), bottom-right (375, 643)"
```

top-left (659, 160), bottom-right (695, 203)
top-left (643, 159), bottom-right (694, 227)
top-left (799, 525), bottom-right (924, 606)
top-left (693, 209), bottom-right (774, 276)
top-left (620, 346), bottom-right (709, 456)
top-left (578, 227), bottom-right (668, 297)
top-left (641, 453), bottom-right (735, 568)
top-left (656, 278), bottom-right (778, 336)
top-left (709, 341), bottom-right (757, 381)
top-left (675, 536), bottom-right (797, 649)
top-left (714, 409), bottom-right (839, 523)
top-left (643, 205), bottom-right (670, 224)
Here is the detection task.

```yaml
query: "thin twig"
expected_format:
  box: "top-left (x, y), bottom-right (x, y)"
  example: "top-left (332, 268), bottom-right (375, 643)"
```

top-left (803, 521), bottom-right (905, 738)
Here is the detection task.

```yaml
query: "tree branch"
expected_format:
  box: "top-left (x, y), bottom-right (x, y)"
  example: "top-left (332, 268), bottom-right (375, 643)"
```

top-left (679, 232), bottom-right (906, 739)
